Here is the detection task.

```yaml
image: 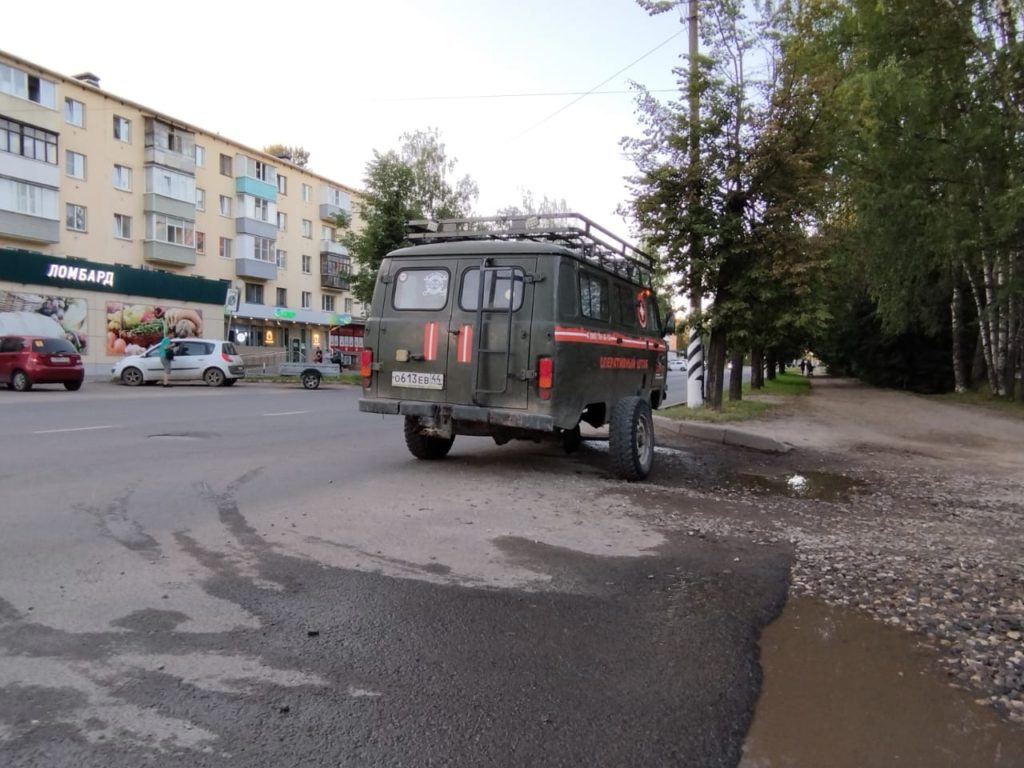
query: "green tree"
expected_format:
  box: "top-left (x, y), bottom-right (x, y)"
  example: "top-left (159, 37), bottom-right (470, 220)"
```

top-left (264, 144), bottom-right (310, 168)
top-left (342, 129), bottom-right (479, 304)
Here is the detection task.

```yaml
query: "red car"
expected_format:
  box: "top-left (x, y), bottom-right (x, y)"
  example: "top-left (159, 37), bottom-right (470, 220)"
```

top-left (0, 335), bottom-right (85, 391)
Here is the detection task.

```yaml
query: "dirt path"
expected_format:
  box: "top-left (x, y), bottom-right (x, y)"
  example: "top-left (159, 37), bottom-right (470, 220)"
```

top-left (644, 377), bottom-right (1024, 723)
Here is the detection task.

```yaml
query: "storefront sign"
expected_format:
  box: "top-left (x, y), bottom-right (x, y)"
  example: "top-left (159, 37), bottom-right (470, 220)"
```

top-left (45, 264), bottom-right (115, 287)
top-left (0, 247), bottom-right (230, 305)
top-left (274, 308), bottom-right (297, 319)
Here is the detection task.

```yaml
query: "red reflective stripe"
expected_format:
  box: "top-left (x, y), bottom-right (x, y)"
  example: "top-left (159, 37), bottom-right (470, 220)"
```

top-left (457, 324), bottom-right (473, 363)
top-left (553, 325), bottom-right (667, 351)
top-left (422, 321), bottom-right (439, 361)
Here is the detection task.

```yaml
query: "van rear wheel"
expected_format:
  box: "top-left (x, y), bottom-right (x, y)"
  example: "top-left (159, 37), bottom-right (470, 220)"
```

top-left (403, 416), bottom-right (455, 460)
top-left (609, 396), bottom-right (654, 481)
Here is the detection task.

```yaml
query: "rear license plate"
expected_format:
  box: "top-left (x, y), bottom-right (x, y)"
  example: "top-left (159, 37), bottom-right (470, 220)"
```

top-left (392, 370), bottom-right (444, 390)
top-left (50, 356), bottom-right (69, 363)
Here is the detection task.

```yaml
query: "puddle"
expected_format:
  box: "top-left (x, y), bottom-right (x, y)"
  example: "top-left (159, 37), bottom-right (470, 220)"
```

top-left (735, 470), bottom-right (864, 502)
top-left (741, 597), bottom-right (1024, 767)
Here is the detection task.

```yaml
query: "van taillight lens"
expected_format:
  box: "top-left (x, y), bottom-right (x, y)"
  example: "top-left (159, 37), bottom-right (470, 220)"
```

top-left (360, 348), bottom-right (373, 385)
top-left (538, 356), bottom-right (553, 400)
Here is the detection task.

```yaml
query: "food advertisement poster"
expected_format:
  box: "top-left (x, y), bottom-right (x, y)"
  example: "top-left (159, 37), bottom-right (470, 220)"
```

top-left (106, 302), bottom-right (203, 356)
top-left (0, 290), bottom-right (89, 352)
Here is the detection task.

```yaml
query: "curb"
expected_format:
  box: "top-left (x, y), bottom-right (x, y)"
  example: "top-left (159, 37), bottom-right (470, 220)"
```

top-left (653, 415), bottom-right (792, 454)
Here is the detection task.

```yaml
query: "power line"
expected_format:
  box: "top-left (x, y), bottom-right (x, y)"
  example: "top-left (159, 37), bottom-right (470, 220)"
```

top-left (367, 88), bottom-right (679, 103)
top-left (510, 29), bottom-right (684, 141)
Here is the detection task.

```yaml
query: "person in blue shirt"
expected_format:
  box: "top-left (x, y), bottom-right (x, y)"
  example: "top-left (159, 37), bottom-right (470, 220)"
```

top-left (158, 334), bottom-right (175, 387)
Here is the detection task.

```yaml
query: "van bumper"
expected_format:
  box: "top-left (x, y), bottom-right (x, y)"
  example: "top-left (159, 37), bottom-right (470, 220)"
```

top-left (359, 398), bottom-right (555, 432)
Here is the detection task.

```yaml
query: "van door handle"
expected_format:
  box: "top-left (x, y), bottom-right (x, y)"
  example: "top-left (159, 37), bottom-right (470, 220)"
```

top-left (448, 329), bottom-right (460, 336)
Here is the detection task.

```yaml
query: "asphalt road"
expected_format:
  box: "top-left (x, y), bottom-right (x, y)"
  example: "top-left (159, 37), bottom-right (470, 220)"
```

top-left (0, 381), bottom-right (789, 767)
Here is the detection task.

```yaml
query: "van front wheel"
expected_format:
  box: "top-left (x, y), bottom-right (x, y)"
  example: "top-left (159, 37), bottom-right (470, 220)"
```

top-left (609, 396), bottom-right (654, 481)
top-left (404, 416), bottom-right (455, 460)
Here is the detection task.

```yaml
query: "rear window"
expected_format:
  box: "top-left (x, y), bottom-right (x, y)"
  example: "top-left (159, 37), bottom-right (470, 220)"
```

top-left (459, 267), bottom-right (525, 312)
top-left (0, 337), bottom-right (25, 353)
top-left (222, 342), bottom-right (238, 355)
top-left (34, 338), bottom-right (77, 354)
top-left (179, 341), bottom-right (214, 356)
top-left (393, 268), bottom-right (449, 310)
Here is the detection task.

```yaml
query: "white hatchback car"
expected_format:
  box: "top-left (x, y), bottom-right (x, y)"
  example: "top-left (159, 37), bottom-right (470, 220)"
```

top-left (667, 357), bottom-right (687, 371)
top-left (112, 338), bottom-right (245, 387)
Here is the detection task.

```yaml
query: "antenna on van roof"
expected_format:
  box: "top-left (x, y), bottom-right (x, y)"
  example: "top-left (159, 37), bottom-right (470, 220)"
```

top-left (406, 213), bottom-right (656, 288)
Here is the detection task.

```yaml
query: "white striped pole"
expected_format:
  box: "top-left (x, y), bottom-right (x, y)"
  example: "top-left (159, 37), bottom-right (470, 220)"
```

top-left (687, 327), bottom-right (704, 408)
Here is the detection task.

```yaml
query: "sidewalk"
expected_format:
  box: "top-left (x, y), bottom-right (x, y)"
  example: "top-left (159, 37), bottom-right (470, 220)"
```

top-left (654, 414), bottom-right (792, 454)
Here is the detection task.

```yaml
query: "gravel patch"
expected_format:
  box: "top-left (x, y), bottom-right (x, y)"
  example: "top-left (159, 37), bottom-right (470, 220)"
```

top-left (624, 379), bottom-right (1024, 723)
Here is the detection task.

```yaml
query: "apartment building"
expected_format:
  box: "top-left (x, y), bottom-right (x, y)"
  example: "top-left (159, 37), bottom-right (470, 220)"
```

top-left (0, 50), bottom-right (366, 376)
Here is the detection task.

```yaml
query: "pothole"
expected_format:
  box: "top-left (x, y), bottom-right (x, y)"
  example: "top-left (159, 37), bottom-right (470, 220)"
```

top-left (734, 470), bottom-right (864, 503)
top-left (147, 433), bottom-right (212, 441)
top-left (741, 597), bottom-right (1024, 767)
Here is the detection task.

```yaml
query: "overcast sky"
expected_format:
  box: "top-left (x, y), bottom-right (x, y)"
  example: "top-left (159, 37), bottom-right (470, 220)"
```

top-left (4, 0), bottom-right (686, 242)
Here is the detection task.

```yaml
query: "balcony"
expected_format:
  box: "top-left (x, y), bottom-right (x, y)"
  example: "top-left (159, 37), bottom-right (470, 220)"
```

top-left (143, 241), bottom-right (195, 267)
top-left (320, 239), bottom-right (348, 257)
top-left (321, 272), bottom-right (350, 291)
top-left (235, 257), bottom-right (277, 280)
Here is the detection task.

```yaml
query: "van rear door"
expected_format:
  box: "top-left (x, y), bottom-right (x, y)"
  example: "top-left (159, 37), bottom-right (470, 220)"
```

top-left (374, 263), bottom-right (452, 404)
top-left (446, 257), bottom-right (536, 409)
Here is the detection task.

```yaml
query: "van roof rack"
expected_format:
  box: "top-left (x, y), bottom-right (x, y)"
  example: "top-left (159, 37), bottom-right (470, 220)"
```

top-left (406, 213), bottom-right (656, 288)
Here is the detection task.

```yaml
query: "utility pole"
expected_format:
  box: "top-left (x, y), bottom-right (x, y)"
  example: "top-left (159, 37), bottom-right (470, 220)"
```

top-left (685, 0), bottom-right (705, 409)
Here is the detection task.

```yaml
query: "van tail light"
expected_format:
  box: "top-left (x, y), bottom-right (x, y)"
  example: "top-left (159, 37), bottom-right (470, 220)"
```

top-left (360, 348), bottom-right (373, 386)
top-left (538, 356), bottom-right (553, 400)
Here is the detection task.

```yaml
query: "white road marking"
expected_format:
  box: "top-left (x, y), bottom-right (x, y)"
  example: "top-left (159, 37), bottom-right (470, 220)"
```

top-left (263, 411), bottom-right (308, 417)
top-left (33, 425), bottom-right (120, 434)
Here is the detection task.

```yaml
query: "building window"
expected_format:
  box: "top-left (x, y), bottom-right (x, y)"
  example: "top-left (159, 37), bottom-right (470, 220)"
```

top-left (321, 295), bottom-right (335, 312)
top-left (219, 153), bottom-right (232, 176)
top-left (148, 212), bottom-right (194, 246)
top-left (301, 291), bottom-right (312, 309)
top-left (253, 237), bottom-right (274, 262)
top-left (66, 150), bottom-right (86, 179)
top-left (277, 212), bottom-right (287, 231)
top-left (278, 175), bottom-right (287, 195)
top-left (219, 237), bottom-right (232, 259)
top-left (302, 183), bottom-right (312, 202)
top-left (0, 117), bottom-right (58, 164)
top-left (166, 128), bottom-right (185, 154)
top-left (196, 231), bottom-right (205, 255)
top-left (113, 115), bottom-right (131, 142)
top-left (0, 63), bottom-right (56, 108)
top-left (195, 188), bottom-right (205, 211)
top-left (113, 164), bottom-right (132, 191)
top-left (276, 288), bottom-right (287, 307)
top-left (255, 161), bottom-right (271, 182)
top-left (302, 219), bottom-right (312, 238)
top-left (321, 225), bottom-right (334, 240)
top-left (64, 98), bottom-right (84, 127)
top-left (219, 195), bottom-right (231, 217)
top-left (195, 144), bottom-right (205, 166)
top-left (302, 254), bottom-right (311, 274)
top-left (113, 213), bottom-right (131, 240)
top-left (254, 197), bottom-right (270, 222)
top-left (245, 283), bottom-right (264, 305)
top-left (0, 178), bottom-right (59, 219)
top-left (344, 298), bottom-right (353, 313)
top-left (66, 203), bottom-right (87, 232)
top-left (276, 249), bottom-right (287, 268)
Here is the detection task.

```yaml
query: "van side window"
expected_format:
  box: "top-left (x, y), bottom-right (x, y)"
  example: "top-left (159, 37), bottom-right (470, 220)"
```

top-left (558, 262), bottom-right (577, 320)
top-left (580, 272), bottom-right (609, 321)
top-left (393, 268), bottom-right (450, 311)
top-left (615, 284), bottom-right (637, 328)
top-left (459, 267), bottom-right (524, 311)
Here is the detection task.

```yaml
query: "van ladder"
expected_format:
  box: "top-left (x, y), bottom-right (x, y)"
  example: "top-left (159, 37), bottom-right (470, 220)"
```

top-left (470, 259), bottom-right (515, 404)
